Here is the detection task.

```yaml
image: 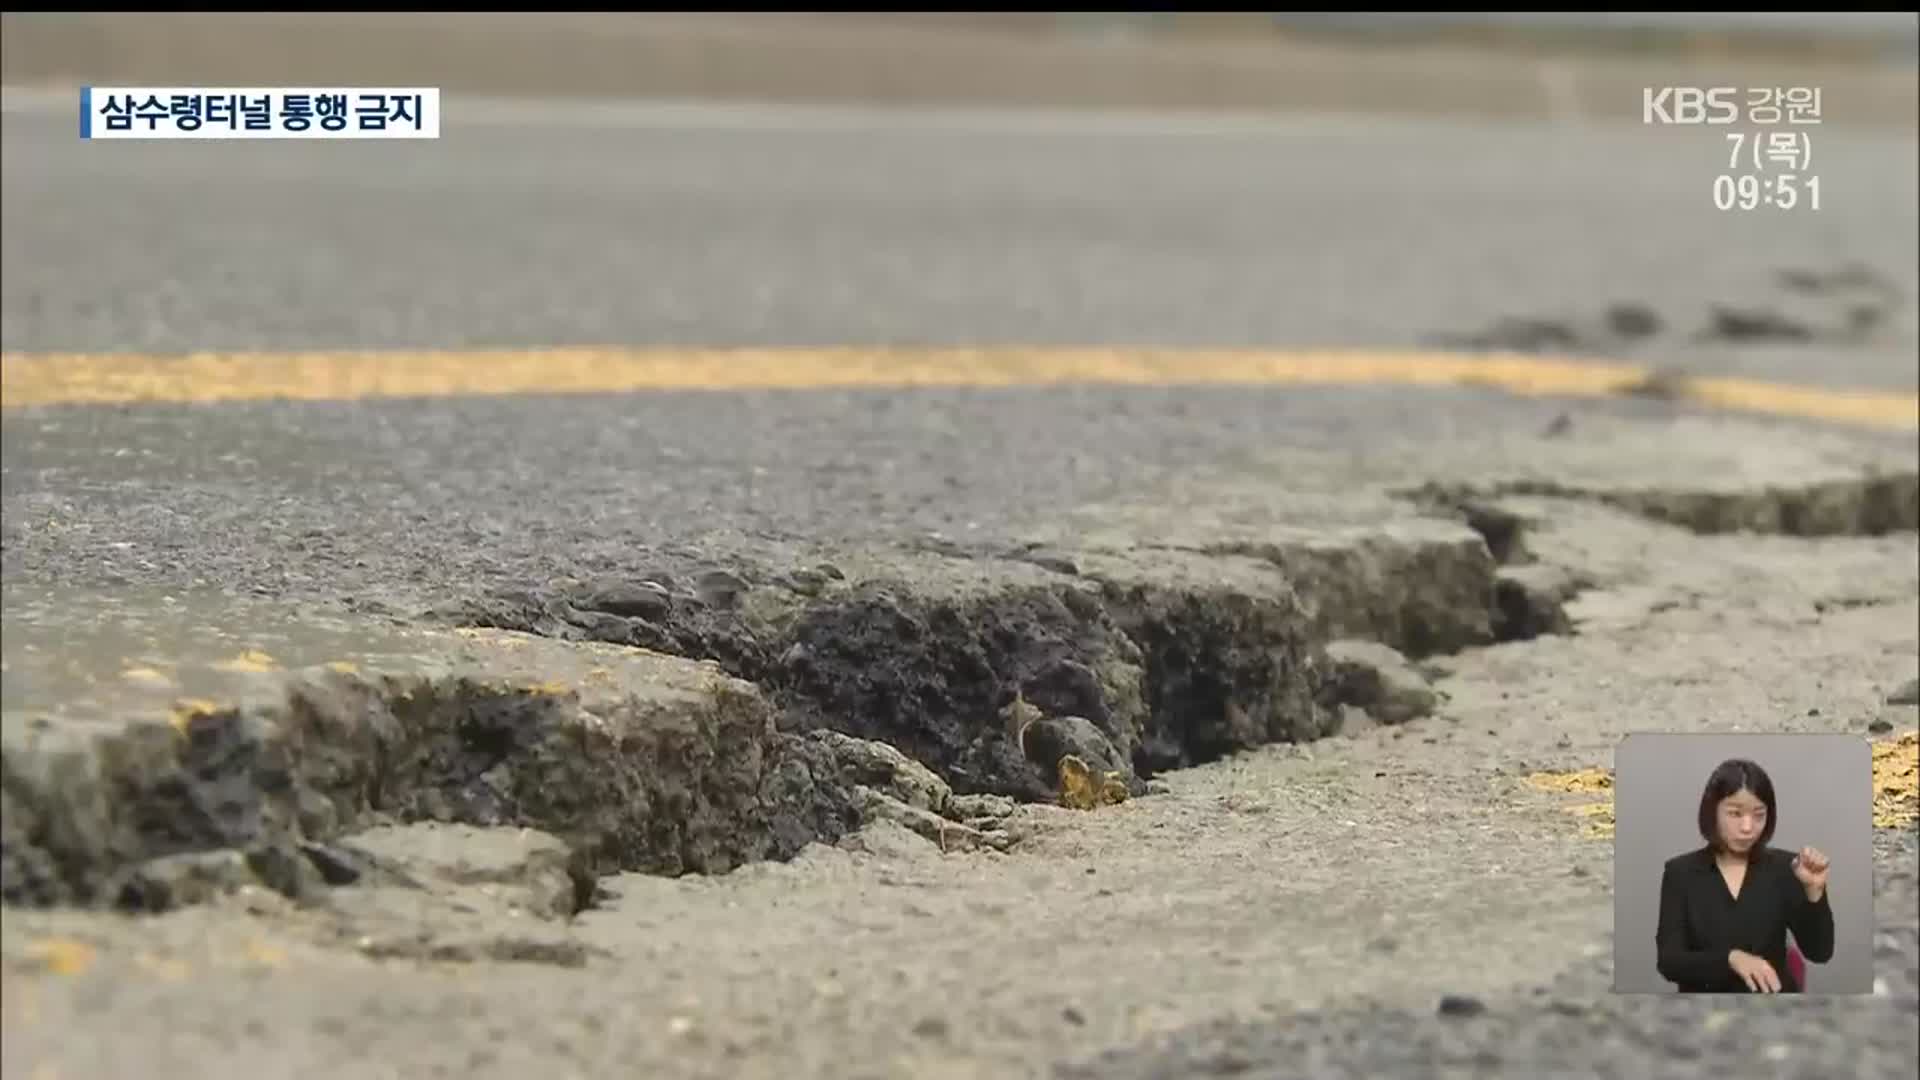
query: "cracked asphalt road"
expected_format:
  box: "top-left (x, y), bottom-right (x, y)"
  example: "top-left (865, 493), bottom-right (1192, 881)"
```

top-left (3, 87), bottom-right (1918, 1080)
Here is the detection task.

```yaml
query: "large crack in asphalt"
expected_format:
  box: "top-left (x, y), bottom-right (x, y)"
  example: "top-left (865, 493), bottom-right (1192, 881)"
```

top-left (0, 641), bottom-right (1052, 917)
top-left (454, 547), bottom-right (1355, 803)
top-left (1, 518), bottom-right (1533, 916)
top-left (3, 459), bottom-right (1911, 939)
top-left (1403, 469), bottom-right (1919, 539)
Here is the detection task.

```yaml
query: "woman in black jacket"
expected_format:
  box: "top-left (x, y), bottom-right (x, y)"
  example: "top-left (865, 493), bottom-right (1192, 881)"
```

top-left (1655, 758), bottom-right (1835, 993)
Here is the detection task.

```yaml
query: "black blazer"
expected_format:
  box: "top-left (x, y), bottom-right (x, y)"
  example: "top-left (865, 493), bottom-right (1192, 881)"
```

top-left (1656, 844), bottom-right (1835, 993)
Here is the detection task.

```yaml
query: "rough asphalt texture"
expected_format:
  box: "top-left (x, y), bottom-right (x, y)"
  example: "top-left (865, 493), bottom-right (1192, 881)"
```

top-left (3, 96), bottom-right (1918, 611)
top-left (4, 80), bottom-right (1920, 1080)
top-left (4, 502), bottom-right (1917, 1078)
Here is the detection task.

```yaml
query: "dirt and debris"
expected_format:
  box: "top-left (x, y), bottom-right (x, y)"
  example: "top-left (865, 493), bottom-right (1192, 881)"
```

top-left (1326, 640), bottom-right (1439, 726)
top-left (1494, 565), bottom-right (1583, 641)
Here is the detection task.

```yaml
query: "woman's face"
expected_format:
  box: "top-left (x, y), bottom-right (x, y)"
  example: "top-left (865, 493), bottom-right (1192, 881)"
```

top-left (1715, 787), bottom-right (1769, 853)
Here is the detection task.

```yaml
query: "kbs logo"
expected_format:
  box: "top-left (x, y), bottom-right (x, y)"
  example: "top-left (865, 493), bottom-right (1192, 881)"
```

top-left (1642, 87), bottom-right (1739, 125)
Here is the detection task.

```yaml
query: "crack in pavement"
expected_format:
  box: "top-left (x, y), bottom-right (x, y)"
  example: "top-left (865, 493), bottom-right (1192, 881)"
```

top-left (2, 410), bottom-right (1916, 1079)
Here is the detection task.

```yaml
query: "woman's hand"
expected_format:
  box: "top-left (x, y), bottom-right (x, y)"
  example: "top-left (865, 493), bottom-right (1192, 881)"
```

top-left (1728, 949), bottom-right (1782, 993)
top-left (1792, 846), bottom-right (1830, 901)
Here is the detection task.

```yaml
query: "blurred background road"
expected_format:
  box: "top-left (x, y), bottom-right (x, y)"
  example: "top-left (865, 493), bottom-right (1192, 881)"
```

top-left (4, 13), bottom-right (1917, 126)
top-left (3, 14), bottom-right (1916, 371)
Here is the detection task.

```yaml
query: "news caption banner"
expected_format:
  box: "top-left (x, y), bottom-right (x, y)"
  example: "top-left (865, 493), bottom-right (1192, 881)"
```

top-left (1642, 85), bottom-right (1821, 212)
top-left (78, 86), bottom-right (441, 139)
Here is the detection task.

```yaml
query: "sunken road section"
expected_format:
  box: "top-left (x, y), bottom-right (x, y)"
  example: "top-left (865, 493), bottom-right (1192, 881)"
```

top-left (3, 516), bottom-right (1538, 913)
top-left (3, 435), bottom-right (1914, 916)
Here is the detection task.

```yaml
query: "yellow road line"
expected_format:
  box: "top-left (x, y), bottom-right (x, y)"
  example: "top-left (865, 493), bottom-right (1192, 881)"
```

top-left (2, 348), bottom-right (1914, 429)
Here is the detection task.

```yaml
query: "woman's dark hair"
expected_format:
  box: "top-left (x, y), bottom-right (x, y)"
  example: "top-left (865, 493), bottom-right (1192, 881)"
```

top-left (1696, 758), bottom-right (1777, 853)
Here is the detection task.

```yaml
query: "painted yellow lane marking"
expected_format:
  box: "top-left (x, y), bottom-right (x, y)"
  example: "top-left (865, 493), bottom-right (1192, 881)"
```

top-left (1523, 767), bottom-right (1617, 839)
top-left (1874, 730), bottom-right (1918, 830)
top-left (2, 348), bottom-right (1914, 430)
top-left (20, 939), bottom-right (95, 977)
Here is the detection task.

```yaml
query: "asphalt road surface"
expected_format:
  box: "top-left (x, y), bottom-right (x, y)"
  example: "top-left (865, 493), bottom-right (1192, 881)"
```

top-left (3, 93), bottom-right (1917, 606)
top-left (4, 95), bottom-right (1918, 361)
top-left (2, 92), bottom-right (1918, 1080)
